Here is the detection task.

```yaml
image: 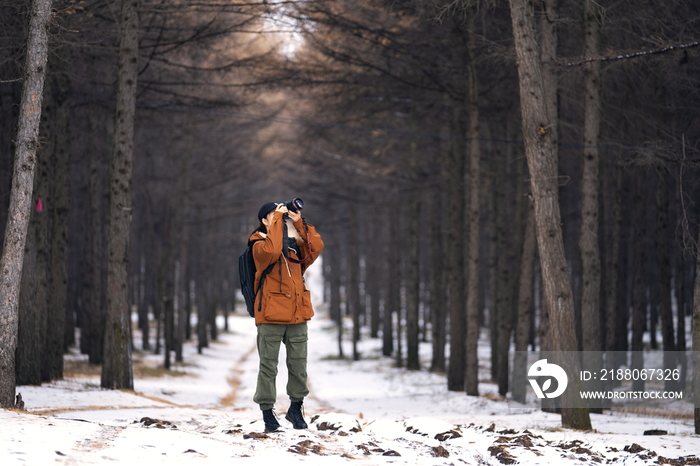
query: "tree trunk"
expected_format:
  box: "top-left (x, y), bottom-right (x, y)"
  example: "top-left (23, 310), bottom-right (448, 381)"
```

top-left (100, 121), bottom-right (112, 345)
top-left (368, 272), bottom-right (380, 340)
top-left (16, 65), bottom-right (53, 386)
top-left (348, 202), bottom-right (361, 361)
top-left (164, 278), bottom-right (174, 370)
top-left (604, 129), bottom-right (625, 363)
top-left (367, 220), bottom-right (381, 339)
top-left (580, 0), bottom-right (603, 410)
top-left (528, 0), bottom-right (559, 408)
top-left (465, 7), bottom-right (481, 396)
top-left (429, 188), bottom-right (446, 373)
top-left (0, 0), bottom-right (53, 407)
top-left (384, 206), bottom-right (398, 357)
top-left (208, 219), bottom-right (220, 343)
top-left (155, 277), bottom-right (163, 355)
top-left (494, 141), bottom-right (511, 396)
top-left (512, 197), bottom-right (536, 403)
top-left (656, 165), bottom-right (677, 391)
top-left (508, 0), bottom-right (591, 430)
top-left (487, 152), bottom-right (498, 384)
top-left (328, 238), bottom-right (343, 357)
top-left (155, 204), bottom-right (173, 357)
top-left (175, 168), bottom-right (191, 361)
top-left (447, 98), bottom-right (466, 391)
top-left (139, 253), bottom-right (149, 350)
top-left (208, 287), bottom-right (218, 342)
top-left (197, 280), bottom-right (207, 353)
top-left (676, 229), bottom-right (688, 391)
top-left (62, 49), bottom-right (78, 353)
top-left (631, 171), bottom-right (647, 393)
top-left (676, 145), bottom-right (689, 391)
top-left (616, 218), bottom-right (632, 364)
top-left (184, 275), bottom-right (192, 341)
top-left (84, 106), bottom-right (106, 364)
top-left (538, 1), bottom-right (557, 408)
top-left (222, 278), bottom-right (229, 332)
top-left (46, 55), bottom-right (70, 380)
top-left (405, 187), bottom-right (420, 371)
top-left (16, 196), bottom-right (44, 386)
top-left (101, 0), bottom-right (139, 390)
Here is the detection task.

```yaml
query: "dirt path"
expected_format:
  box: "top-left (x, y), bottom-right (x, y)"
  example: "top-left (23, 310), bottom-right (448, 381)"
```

top-left (62, 424), bottom-right (126, 465)
top-left (220, 342), bottom-right (257, 408)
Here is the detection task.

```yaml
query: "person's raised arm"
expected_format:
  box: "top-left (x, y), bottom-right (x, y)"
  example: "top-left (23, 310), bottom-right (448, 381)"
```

top-left (253, 205), bottom-right (287, 268)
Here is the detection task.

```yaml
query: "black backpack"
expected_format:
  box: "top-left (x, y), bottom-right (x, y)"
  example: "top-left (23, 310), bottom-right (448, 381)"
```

top-left (239, 239), bottom-right (274, 317)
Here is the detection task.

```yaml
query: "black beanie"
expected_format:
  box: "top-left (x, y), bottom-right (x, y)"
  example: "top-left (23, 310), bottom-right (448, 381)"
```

top-left (257, 202), bottom-right (277, 223)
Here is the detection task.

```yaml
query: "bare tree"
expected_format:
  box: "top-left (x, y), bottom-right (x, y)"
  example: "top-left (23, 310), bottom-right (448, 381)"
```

top-left (46, 49), bottom-right (71, 381)
top-left (429, 186), bottom-right (446, 373)
top-left (580, 0), bottom-right (603, 409)
top-left (512, 197), bottom-right (536, 403)
top-left (101, 0), bottom-right (139, 390)
top-left (0, 0), bottom-right (53, 407)
top-left (405, 124), bottom-right (420, 371)
top-left (16, 68), bottom-right (53, 386)
top-left (493, 137), bottom-right (512, 397)
top-left (656, 163), bottom-right (676, 390)
top-left (464, 4), bottom-right (481, 396)
top-left (537, 1), bottom-right (558, 413)
top-left (349, 204), bottom-right (361, 362)
top-left (385, 205), bottom-right (399, 358)
top-left (631, 172), bottom-right (647, 393)
top-left (447, 98), bottom-right (466, 391)
top-left (175, 142), bottom-right (193, 363)
top-left (508, 0), bottom-right (591, 429)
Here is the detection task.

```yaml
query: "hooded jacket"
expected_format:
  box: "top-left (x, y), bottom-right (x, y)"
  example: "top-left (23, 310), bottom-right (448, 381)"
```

top-left (250, 210), bottom-right (324, 325)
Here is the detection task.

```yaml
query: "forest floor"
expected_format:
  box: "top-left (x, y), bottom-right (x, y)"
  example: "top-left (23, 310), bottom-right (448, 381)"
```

top-left (2, 266), bottom-right (700, 465)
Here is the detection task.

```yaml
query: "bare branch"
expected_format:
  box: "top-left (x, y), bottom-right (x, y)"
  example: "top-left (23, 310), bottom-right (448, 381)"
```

top-left (558, 40), bottom-right (700, 67)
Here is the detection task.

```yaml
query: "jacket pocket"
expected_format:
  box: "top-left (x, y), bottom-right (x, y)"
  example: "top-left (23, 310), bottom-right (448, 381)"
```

top-left (263, 291), bottom-right (293, 323)
top-left (300, 290), bottom-right (315, 320)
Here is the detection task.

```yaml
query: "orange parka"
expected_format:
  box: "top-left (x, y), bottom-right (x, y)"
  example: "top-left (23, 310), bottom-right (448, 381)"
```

top-left (250, 210), bottom-right (324, 325)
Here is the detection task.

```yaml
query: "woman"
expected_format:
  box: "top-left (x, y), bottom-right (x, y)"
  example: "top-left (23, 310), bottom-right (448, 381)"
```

top-left (250, 202), bottom-right (324, 432)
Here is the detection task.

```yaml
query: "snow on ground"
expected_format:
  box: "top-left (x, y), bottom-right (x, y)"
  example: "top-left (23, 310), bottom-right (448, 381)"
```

top-left (2, 262), bottom-right (699, 465)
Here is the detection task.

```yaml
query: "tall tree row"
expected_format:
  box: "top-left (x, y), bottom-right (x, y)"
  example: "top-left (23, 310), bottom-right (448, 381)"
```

top-left (1, 0), bottom-right (312, 397)
top-left (283, 0), bottom-right (700, 430)
top-left (1, 0), bottom-right (700, 433)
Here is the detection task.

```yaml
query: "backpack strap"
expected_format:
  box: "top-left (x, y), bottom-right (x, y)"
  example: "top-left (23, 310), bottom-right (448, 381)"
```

top-left (250, 239), bottom-right (275, 315)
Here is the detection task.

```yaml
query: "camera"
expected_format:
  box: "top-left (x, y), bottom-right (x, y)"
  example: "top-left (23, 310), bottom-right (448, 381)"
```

top-left (283, 198), bottom-right (304, 213)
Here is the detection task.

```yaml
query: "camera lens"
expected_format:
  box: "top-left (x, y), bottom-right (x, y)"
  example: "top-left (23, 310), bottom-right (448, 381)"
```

top-left (285, 198), bottom-right (304, 212)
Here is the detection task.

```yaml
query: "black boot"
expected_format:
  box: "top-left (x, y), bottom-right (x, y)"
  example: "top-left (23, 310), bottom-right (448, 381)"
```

top-left (262, 408), bottom-right (281, 432)
top-left (285, 401), bottom-right (308, 429)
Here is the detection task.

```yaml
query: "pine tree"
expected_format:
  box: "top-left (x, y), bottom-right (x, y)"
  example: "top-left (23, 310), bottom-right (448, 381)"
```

top-left (0, 0), bottom-right (53, 407)
top-left (101, 0), bottom-right (139, 390)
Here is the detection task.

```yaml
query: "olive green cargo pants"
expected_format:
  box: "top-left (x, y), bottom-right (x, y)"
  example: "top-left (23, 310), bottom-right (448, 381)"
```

top-left (254, 322), bottom-right (309, 411)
